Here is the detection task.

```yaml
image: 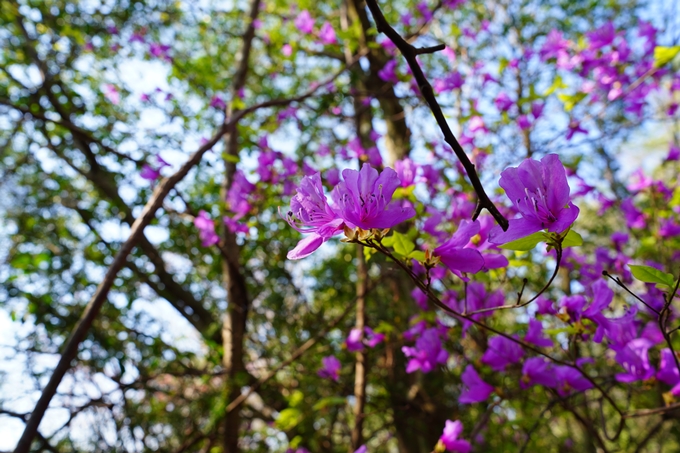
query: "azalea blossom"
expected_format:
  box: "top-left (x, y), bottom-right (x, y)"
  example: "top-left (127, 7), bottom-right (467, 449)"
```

top-left (489, 154), bottom-right (580, 245)
top-left (481, 335), bottom-right (524, 371)
top-left (285, 173), bottom-right (345, 259)
top-left (194, 210), bottom-right (219, 247)
top-left (295, 10), bottom-right (315, 34)
top-left (439, 420), bottom-right (471, 453)
top-left (434, 220), bottom-right (485, 278)
top-left (459, 365), bottom-right (494, 404)
top-left (318, 356), bottom-right (341, 381)
top-left (402, 327), bottom-right (449, 373)
top-left (318, 21), bottom-right (337, 44)
top-left (331, 163), bottom-right (415, 230)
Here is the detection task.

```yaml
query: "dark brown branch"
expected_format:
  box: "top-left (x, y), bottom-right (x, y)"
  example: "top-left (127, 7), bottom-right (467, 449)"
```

top-left (363, 0), bottom-right (508, 230)
top-left (12, 122), bottom-right (229, 453)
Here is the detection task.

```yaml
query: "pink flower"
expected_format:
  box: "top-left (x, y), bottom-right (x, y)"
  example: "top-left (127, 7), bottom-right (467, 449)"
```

top-left (194, 210), bottom-right (219, 247)
top-left (210, 95), bottom-right (226, 110)
top-left (282, 44), bottom-right (293, 57)
top-left (103, 84), bottom-right (120, 105)
top-left (439, 420), bottom-right (471, 453)
top-left (295, 10), bottom-right (315, 34)
top-left (459, 365), bottom-right (494, 404)
top-left (332, 164), bottom-right (415, 230)
top-left (489, 154), bottom-right (579, 244)
top-left (318, 356), bottom-right (341, 381)
top-left (319, 21), bottom-right (337, 44)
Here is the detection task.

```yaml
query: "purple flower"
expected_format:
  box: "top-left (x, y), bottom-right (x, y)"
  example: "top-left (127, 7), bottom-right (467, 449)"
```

top-left (332, 164), bottom-right (415, 230)
top-left (394, 158), bottom-right (417, 187)
top-left (210, 95), bottom-right (226, 110)
top-left (224, 216), bottom-right (248, 234)
top-left (521, 357), bottom-right (557, 388)
top-left (411, 287), bottom-right (429, 310)
top-left (535, 295), bottom-right (557, 315)
top-left (434, 220), bottom-right (485, 278)
top-left (378, 60), bottom-right (399, 84)
top-left (346, 328), bottom-right (364, 352)
top-left (667, 144), bottom-right (680, 162)
top-left (559, 295), bottom-right (587, 322)
top-left (129, 32), bottom-right (145, 44)
top-left (354, 446), bottom-right (366, 453)
top-left (402, 327), bottom-right (449, 373)
top-left (455, 283), bottom-right (504, 332)
top-left (614, 338), bottom-right (655, 383)
top-left (524, 319), bottom-right (553, 347)
top-left (433, 71), bottom-right (464, 93)
top-left (194, 210), bottom-right (219, 247)
top-left (325, 168), bottom-right (340, 186)
top-left (103, 84), bottom-right (120, 105)
top-left (657, 349), bottom-right (680, 386)
top-left (468, 116), bottom-right (486, 134)
top-left (285, 173), bottom-right (345, 260)
top-left (347, 327), bottom-right (385, 352)
top-left (295, 10), bottom-right (315, 34)
top-left (554, 366), bottom-right (593, 396)
top-left (140, 155), bottom-right (171, 181)
top-left (439, 420), bottom-right (471, 453)
top-left (517, 115), bottom-right (531, 131)
top-left (481, 335), bottom-right (524, 371)
top-left (494, 92), bottom-right (514, 112)
top-left (587, 21), bottom-right (616, 50)
top-left (149, 43), bottom-right (172, 62)
top-left (540, 29), bottom-right (570, 61)
top-left (459, 365), bottom-right (494, 404)
top-left (659, 219), bottom-right (680, 238)
top-left (621, 198), bottom-right (645, 229)
top-left (318, 356), bottom-right (341, 381)
top-left (489, 154), bottom-right (580, 245)
top-left (531, 102), bottom-right (544, 119)
top-left (140, 165), bottom-right (160, 180)
top-left (319, 21), bottom-right (337, 44)
top-left (566, 120), bottom-right (587, 140)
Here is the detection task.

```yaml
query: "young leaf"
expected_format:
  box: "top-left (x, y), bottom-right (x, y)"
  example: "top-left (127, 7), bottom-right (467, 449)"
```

top-left (629, 264), bottom-right (675, 287)
top-left (498, 231), bottom-right (545, 251)
top-left (390, 231), bottom-right (415, 256)
top-left (654, 46), bottom-right (680, 67)
top-left (561, 230), bottom-right (583, 248)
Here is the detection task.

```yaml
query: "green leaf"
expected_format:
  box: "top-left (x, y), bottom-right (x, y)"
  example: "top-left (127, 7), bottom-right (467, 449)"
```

top-left (629, 264), bottom-right (675, 287)
top-left (654, 46), bottom-right (680, 67)
top-left (561, 230), bottom-right (583, 248)
top-left (498, 231), bottom-right (545, 251)
top-left (312, 396), bottom-right (347, 411)
top-left (557, 92), bottom-right (587, 112)
top-left (275, 408), bottom-right (304, 431)
top-left (544, 75), bottom-right (566, 96)
top-left (407, 250), bottom-right (426, 262)
top-left (390, 231), bottom-right (415, 256)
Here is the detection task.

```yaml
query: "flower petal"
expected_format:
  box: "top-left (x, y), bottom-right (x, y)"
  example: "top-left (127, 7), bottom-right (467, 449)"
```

top-left (489, 217), bottom-right (542, 245)
top-left (287, 234), bottom-right (324, 260)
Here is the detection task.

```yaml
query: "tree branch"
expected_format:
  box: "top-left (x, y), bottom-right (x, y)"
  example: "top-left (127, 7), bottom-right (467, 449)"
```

top-left (363, 0), bottom-right (508, 230)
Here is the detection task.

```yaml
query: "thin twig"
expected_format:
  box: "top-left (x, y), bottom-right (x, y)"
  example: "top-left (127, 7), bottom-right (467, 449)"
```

top-left (602, 271), bottom-right (661, 316)
top-left (468, 245), bottom-right (562, 316)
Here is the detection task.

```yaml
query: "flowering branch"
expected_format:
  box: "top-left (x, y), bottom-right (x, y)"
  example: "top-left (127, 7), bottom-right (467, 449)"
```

top-left (363, 0), bottom-right (509, 231)
top-left (359, 234), bottom-right (623, 416)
